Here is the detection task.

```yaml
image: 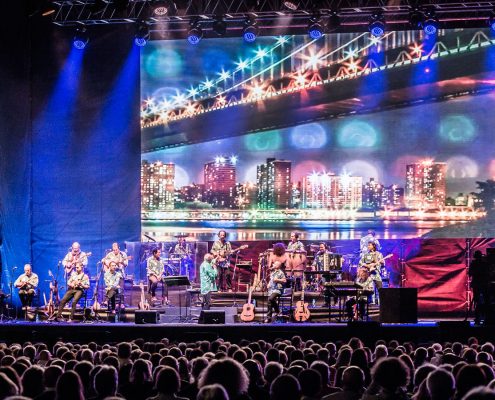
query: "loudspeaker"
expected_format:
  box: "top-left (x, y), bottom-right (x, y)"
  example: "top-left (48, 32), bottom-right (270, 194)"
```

top-left (198, 310), bottom-right (225, 324)
top-left (380, 288), bottom-right (417, 323)
top-left (135, 310), bottom-right (160, 324)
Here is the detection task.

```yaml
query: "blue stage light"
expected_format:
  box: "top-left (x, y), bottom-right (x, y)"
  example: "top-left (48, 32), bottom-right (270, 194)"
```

top-left (73, 29), bottom-right (88, 50)
top-left (134, 23), bottom-right (150, 47)
top-left (489, 14), bottom-right (495, 32)
top-left (369, 20), bottom-right (385, 37)
top-left (308, 23), bottom-right (324, 39)
top-left (243, 25), bottom-right (258, 42)
top-left (423, 18), bottom-right (438, 35)
top-left (187, 27), bottom-right (202, 45)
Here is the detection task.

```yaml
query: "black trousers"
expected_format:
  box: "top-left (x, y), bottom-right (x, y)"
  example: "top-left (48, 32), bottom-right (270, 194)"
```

top-left (106, 288), bottom-right (119, 310)
top-left (18, 290), bottom-right (35, 307)
top-left (267, 292), bottom-right (281, 317)
top-left (218, 267), bottom-right (232, 291)
top-left (57, 289), bottom-right (84, 319)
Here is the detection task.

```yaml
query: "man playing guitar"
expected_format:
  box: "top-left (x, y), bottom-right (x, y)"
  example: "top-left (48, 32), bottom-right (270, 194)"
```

top-left (14, 264), bottom-right (39, 308)
top-left (62, 242), bottom-right (89, 275)
top-left (359, 242), bottom-right (385, 305)
top-left (54, 262), bottom-right (90, 322)
top-left (210, 230), bottom-right (232, 291)
top-left (104, 262), bottom-right (124, 313)
top-left (146, 248), bottom-right (167, 304)
top-left (103, 243), bottom-right (128, 274)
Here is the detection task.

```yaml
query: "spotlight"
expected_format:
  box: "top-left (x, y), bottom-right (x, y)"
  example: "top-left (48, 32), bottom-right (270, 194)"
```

top-left (489, 12), bottom-right (495, 32)
top-left (283, 1), bottom-right (298, 10)
top-left (368, 13), bottom-right (385, 38)
top-left (422, 9), bottom-right (438, 35)
top-left (150, 0), bottom-right (177, 17)
top-left (327, 11), bottom-right (341, 32)
top-left (212, 16), bottom-right (227, 36)
top-left (408, 9), bottom-right (424, 29)
top-left (308, 22), bottom-right (324, 40)
top-left (73, 28), bottom-right (89, 50)
top-left (134, 23), bottom-right (150, 47)
top-left (243, 18), bottom-right (258, 42)
top-left (187, 21), bottom-right (202, 45)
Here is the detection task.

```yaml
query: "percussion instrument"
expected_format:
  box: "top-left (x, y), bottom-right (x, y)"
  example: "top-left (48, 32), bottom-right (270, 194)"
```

top-left (286, 250), bottom-right (307, 277)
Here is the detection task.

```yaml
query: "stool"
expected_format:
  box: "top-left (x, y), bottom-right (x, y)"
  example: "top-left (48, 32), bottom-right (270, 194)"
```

top-left (277, 288), bottom-right (293, 321)
top-left (186, 288), bottom-right (202, 307)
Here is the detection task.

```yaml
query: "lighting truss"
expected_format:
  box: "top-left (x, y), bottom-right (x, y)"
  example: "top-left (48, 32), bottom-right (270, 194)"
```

top-left (50, 0), bottom-right (495, 38)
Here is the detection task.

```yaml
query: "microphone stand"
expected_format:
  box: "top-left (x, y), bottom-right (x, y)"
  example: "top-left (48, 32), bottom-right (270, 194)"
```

top-left (9, 266), bottom-right (16, 321)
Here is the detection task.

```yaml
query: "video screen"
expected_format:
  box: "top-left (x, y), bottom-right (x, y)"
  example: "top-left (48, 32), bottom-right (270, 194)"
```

top-left (140, 29), bottom-right (495, 241)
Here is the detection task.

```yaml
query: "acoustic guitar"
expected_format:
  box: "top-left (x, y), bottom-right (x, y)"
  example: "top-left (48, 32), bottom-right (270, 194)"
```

top-left (361, 254), bottom-right (393, 274)
top-left (64, 252), bottom-right (92, 274)
top-left (214, 245), bottom-right (249, 268)
top-left (138, 282), bottom-right (150, 310)
top-left (293, 279), bottom-right (311, 322)
top-left (240, 285), bottom-right (255, 322)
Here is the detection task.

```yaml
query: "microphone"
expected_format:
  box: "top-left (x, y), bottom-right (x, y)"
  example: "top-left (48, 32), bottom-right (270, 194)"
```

top-left (12, 267), bottom-right (17, 271)
top-left (144, 234), bottom-right (156, 242)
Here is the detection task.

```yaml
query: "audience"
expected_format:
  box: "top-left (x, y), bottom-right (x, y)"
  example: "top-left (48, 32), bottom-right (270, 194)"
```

top-left (0, 335), bottom-right (492, 399)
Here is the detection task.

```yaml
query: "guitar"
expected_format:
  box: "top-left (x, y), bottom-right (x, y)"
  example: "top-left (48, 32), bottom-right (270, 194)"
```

top-left (213, 245), bottom-right (249, 268)
top-left (361, 254), bottom-right (393, 274)
top-left (293, 279), bottom-right (311, 322)
top-left (138, 282), bottom-right (150, 310)
top-left (253, 253), bottom-right (265, 291)
top-left (103, 255), bottom-right (133, 272)
top-left (64, 252), bottom-right (92, 274)
top-left (45, 270), bottom-right (58, 315)
top-left (240, 286), bottom-right (255, 322)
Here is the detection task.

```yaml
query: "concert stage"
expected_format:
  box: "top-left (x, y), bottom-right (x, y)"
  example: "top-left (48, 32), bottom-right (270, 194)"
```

top-left (0, 319), bottom-right (488, 347)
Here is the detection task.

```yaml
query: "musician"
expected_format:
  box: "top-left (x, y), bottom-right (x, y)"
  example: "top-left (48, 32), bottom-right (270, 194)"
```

top-left (359, 242), bottom-right (384, 305)
top-left (146, 248), bottom-right (167, 303)
top-left (14, 264), bottom-right (39, 308)
top-left (173, 237), bottom-right (193, 277)
top-left (346, 267), bottom-right (374, 320)
top-left (268, 242), bottom-right (288, 268)
top-left (211, 230), bottom-right (233, 292)
top-left (312, 243), bottom-right (333, 306)
top-left (104, 262), bottom-right (124, 312)
top-left (103, 243), bottom-right (128, 273)
top-left (173, 237), bottom-right (191, 256)
top-left (55, 262), bottom-right (90, 321)
top-left (469, 250), bottom-right (490, 324)
top-left (360, 230), bottom-right (381, 257)
top-left (265, 261), bottom-right (287, 323)
top-left (62, 242), bottom-right (89, 275)
top-left (200, 253), bottom-right (218, 309)
top-left (287, 232), bottom-right (305, 252)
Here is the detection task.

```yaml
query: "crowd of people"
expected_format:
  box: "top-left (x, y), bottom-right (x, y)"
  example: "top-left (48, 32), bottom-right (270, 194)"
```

top-left (0, 335), bottom-right (494, 400)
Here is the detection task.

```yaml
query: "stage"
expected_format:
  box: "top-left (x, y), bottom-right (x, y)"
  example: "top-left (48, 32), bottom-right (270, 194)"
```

top-left (0, 318), bottom-right (489, 346)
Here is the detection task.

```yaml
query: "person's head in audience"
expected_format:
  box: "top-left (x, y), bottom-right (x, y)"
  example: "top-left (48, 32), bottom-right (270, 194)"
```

top-left (20, 365), bottom-right (43, 398)
top-left (426, 368), bottom-right (456, 400)
top-left (461, 387), bottom-right (495, 400)
top-left (155, 366), bottom-right (181, 396)
top-left (270, 373), bottom-right (301, 400)
top-left (264, 362), bottom-right (283, 387)
top-left (455, 364), bottom-right (487, 399)
top-left (94, 365), bottom-right (118, 398)
top-left (370, 357), bottom-right (410, 395)
top-left (0, 372), bottom-right (18, 398)
top-left (43, 365), bottom-right (63, 390)
top-left (130, 359), bottom-right (152, 384)
top-left (243, 360), bottom-right (264, 387)
top-left (198, 358), bottom-right (249, 399)
top-left (55, 370), bottom-right (84, 400)
top-left (197, 383), bottom-right (229, 400)
top-left (342, 366), bottom-right (365, 393)
top-left (310, 361), bottom-right (330, 387)
top-left (299, 368), bottom-right (321, 398)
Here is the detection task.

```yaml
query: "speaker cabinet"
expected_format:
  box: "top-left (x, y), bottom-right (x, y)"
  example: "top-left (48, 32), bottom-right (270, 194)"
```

top-left (135, 310), bottom-right (160, 324)
top-left (198, 310), bottom-right (225, 324)
top-left (379, 288), bottom-right (417, 323)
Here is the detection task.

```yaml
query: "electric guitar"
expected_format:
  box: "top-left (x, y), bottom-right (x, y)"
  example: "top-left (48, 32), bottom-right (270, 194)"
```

top-left (293, 279), bottom-right (311, 322)
top-left (240, 285), bottom-right (255, 322)
top-left (64, 252), bottom-right (92, 274)
top-left (361, 254), bottom-right (393, 274)
top-left (213, 245), bottom-right (248, 268)
top-left (138, 282), bottom-right (150, 310)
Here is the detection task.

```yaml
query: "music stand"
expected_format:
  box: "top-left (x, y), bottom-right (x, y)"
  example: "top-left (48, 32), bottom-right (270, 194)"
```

top-left (233, 261), bottom-right (253, 306)
top-left (163, 276), bottom-right (191, 322)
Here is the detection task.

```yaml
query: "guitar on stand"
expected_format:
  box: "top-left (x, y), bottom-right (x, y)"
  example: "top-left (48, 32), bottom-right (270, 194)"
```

top-left (240, 285), bottom-right (255, 322)
top-left (91, 261), bottom-right (105, 317)
top-left (45, 269), bottom-right (59, 318)
top-left (293, 277), bottom-right (311, 322)
top-left (253, 252), bottom-right (266, 292)
top-left (138, 282), bottom-right (150, 310)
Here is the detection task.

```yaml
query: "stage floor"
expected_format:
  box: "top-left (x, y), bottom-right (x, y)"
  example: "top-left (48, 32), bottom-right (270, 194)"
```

top-left (0, 318), bottom-right (491, 346)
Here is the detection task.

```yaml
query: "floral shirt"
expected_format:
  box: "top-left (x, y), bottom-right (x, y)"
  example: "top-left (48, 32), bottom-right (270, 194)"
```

top-left (200, 260), bottom-right (218, 294)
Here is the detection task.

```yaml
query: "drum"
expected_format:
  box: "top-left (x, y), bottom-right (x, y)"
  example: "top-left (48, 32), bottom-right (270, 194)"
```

top-left (287, 250), bottom-right (307, 277)
top-left (323, 253), bottom-right (343, 271)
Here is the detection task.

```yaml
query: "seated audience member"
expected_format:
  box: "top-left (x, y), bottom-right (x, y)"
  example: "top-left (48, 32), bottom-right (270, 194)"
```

top-left (146, 366), bottom-right (187, 400)
top-left (119, 359), bottom-right (154, 400)
top-left (0, 372), bottom-right (19, 398)
top-left (90, 365), bottom-right (119, 400)
top-left (362, 357), bottom-right (410, 400)
top-left (299, 368), bottom-right (322, 400)
top-left (426, 368), bottom-right (456, 400)
top-left (455, 365), bottom-right (486, 400)
top-left (198, 359), bottom-right (249, 400)
top-left (55, 370), bottom-right (84, 400)
top-left (34, 365), bottom-right (63, 400)
top-left (461, 387), bottom-right (495, 400)
top-left (270, 374), bottom-right (301, 400)
top-left (323, 365), bottom-right (365, 400)
top-left (197, 384), bottom-right (229, 400)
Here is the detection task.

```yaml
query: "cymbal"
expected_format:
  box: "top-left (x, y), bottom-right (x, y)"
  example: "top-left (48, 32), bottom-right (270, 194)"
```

top-left (173, 234), bottom-right (189, 238)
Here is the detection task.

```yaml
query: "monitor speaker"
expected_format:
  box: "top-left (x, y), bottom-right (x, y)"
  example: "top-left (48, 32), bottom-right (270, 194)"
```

top-left (135, 310), bottom-right (160, 324)
top-left (198, 310), bottom-right (225, 324)
top-left (379, 288), bottom-right (417, 323)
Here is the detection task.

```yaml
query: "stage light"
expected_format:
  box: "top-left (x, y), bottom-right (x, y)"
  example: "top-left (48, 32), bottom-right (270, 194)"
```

top-left (283, 1), bottom-right (298, 10)
top-left (150, 0), bottom-right (177, 17)
top-left (243, 19), bottom-right (258, 43)
top-left (73, 28), bottom-right (89, 49)
top-left (187, 21), bottom-right (202, 45)
top-left (422, 9), bottom-right (438, 35)
top-left (408, 9), bottom-right (424, 29)
top-left (212, 16), bottom-right (227, 36)
top-left (368, 13), bottom-right (385, 38)
top-left (489, 12), bottom-right (495, 32)
top-left (134, 23), bottom-right (150, 47)
top-left (327, 11), bottom-right (341, 32)
top-left (308, 22), bottom-right (324, 39)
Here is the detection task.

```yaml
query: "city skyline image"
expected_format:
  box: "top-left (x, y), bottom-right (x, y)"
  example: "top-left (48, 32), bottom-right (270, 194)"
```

top-left (141, 29), bottom-right (495, 240)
